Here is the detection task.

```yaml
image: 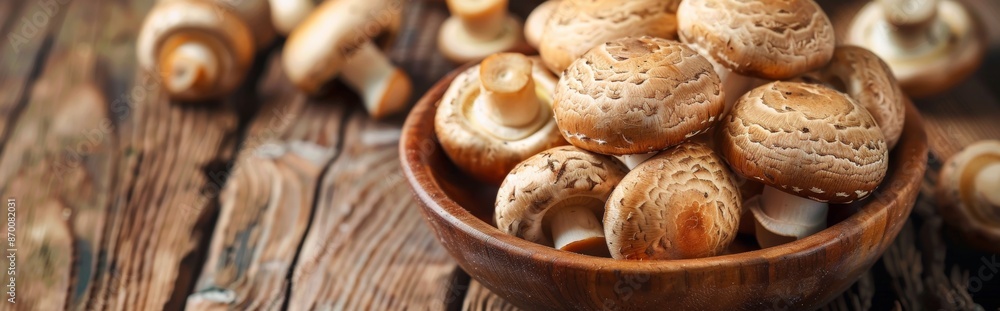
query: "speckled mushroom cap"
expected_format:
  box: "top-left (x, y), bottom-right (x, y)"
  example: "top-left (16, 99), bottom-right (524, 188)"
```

top-left (604, 142), bottom-right (741, 260)
top-left (553, 36), bottom-right (724, 156)
top-left (435, 56), bottom-right (565, 185)
top-left (539, 0), bottom-right (680, 73)
top-left (936, 140), bottom-right (1000, 251)
top-left (677, 0), bottom-right (835, 80)
top-left (495, 146), bottom-right (629, 247)
top-left (804, 46), bottom-right (906, 149)
top-left (719, 81), bottom-right (888, 203)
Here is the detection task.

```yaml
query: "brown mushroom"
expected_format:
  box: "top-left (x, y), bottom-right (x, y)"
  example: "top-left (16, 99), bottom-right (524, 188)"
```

top-left (677, 0), bottom-right (835, 80)
top-left (137, 0), bottom-right (255, 101)
top-left (524, 0), bottom-right (560, 50)
top-left (553, 36), bottom-right (724, 168)
top-left (800, 46), bottom-right (907, 149)
top-left (496, 146), bottom-right (629, 257)
top-left (936, 140), bottom-right (1000, 252)
top-left (604, 142), bottom-right (742, 260)
top-left (435, 53), bottom-right (565, 185)
top-left (283, 0), bottom-right (412, 119)
top-left (438, 0), bottom-right (525, 64)
top-left (538, 0), bottom-right (679, 74)
top-left (848, 0), bottom-right (985, 98)
top-left (719, 82), bottom-right (889, 248)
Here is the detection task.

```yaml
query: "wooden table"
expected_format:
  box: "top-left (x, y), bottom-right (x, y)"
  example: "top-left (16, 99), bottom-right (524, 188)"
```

top-left (1, 0), bottom-right (998, 310)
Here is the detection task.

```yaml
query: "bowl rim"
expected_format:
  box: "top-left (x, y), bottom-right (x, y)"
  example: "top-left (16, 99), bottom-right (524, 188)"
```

top-left (400, 63), bottom-right (929, 274)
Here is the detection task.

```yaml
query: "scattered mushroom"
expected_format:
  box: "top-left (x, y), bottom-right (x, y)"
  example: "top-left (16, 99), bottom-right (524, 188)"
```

top-left (718, 82), bottom-right (889, 248)
top-left (137, 0), bottom-right (256, 101)
top-left (800, 46), bottom-right (906, 149)
top-left (539, 0), bottom-right (680, 74)
top-left (604, 142), bottom-right (742, 260)
top-left (848, 0), bottom-right (985, 97)
top-left (553, 36), bottom-right (724, 169)
top-left (435, 53), bottom-right (564, 185)
top-left (283, 0), bottom-right (413, 119)
top-left (438, 0), bottom-right (525, 64)
top-left (496, 146), bottom-right (629, 257)
top-left (523, 0), bottom-right (560, 50)
top-left (936, 140), bottom-right (1000, 252)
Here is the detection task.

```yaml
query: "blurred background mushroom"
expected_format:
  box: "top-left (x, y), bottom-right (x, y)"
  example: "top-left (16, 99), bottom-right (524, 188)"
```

top-left (438, 0), bottom-right (526, 64)
top-left (847, 0), bottom-right (986, 98)
top-left (522, 0), bottom-right (559, 50)
top-left (553, 36), bottom-right (724, 169)
top-left (435, 53), bottom-right (564, 185)
top-left (719, 82), bottom-right (889, 248)
top-left (495, 146), bottom-right (628, 257)
top-left (269, 0), bottom-right (317, 35)
top-left (604, 142), bottom-right (742, 260)
top-left (936, 140), bottom-right (1000, 253)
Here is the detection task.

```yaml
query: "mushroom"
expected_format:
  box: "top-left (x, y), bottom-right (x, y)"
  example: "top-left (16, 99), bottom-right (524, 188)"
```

top-left (538, 0), bottom-right (679, 74)
top-left (523, 0), bottom-right (560, 50)
top-left (137, 0), bottom-right (255, 101)
top-left (847, 0), bottom-right (985, 98)
top-left (718, 82), bottom-right (889, 248)
top-left (495, 146), bottom-right (629, 256)
top-left (936, 140), bottom-right (1000, 252)
top-left (269, 0), bottom-right (316, 35)
top-left (553, 36), bottom-right (724, 169)
top-left (283, 0), bottom-right (413, 119)
top-left (800, 46), bottom-right (906, 149)
top-left (677, 0), bottom-right (835, 113)
top-left (435, 53), bottom-right (565, 185)
top-left (438, 0), bottom-right (525, 64)
top-left (604, 142), bottom-right (742, 260)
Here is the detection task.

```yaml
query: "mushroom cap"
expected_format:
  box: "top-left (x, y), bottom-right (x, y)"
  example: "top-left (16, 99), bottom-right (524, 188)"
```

top-left (539, 0), bottom-right (679, 74)
top-left (936, 140), bottom-right (1000, 252)
top-left (553, 36), bottom-right (724, 156)
top-left (283, 0), bottom-right (396, 94)
top-left (719, 81), bottom-right (889, 204)
top-left (847, 0), bottom-right (985, 98)
top-left (604, 142), bottom-right (741, 260)
top-left (495, 146), bottom-right (629, 247)
top-left (435, 56), bottom-right (565, 185)
top-left (805, 46), bottom-right (906, 149)
top-left (137, 0), bottom-right (254, 100)
top-left (524, 0), bottom-right (560, 50)
top-left (677, 0), bottom-right (835, 80)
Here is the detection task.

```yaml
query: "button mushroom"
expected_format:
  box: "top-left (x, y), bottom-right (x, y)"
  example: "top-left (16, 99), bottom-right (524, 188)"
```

top-left (936, 140), bottom-right (1000, 252)
top-left (438, 0), bottom-right (525, 64)
top-left (718, 82), bottom-right (889, 248)
top-left (539, 0), bottom-right (679, 74)
top-left (435, 53), bottom-right (565, 185)
top-left (283, 0), bottom-right (412, 119)
top-left (677, 0), bottom-right (834, 80)
top-left (801, 46), bottom-right (906, 149)
top-left (523, 0), bottom-right (560, 50)
top-left (604, 142), bottom-right (742, 260)
top-left (848, 0), bottom-right (985, 98)
top-left (137, 0), bottom-right (255, 101)
top-left (496, 146), bottom-right (629, 256)
top-left (269, 0), bottom-right (315, 35)
top-left (553, 36), bottom-right (724, 169)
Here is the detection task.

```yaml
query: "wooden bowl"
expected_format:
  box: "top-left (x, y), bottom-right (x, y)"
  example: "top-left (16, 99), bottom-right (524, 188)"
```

top-left (400, 67), bottom-right (928, 310)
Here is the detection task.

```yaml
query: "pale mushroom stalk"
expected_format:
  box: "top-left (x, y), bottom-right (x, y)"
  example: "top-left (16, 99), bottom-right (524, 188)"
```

top-left (439, 0), bottom-right (523, 63)
top-left (750, 187), bottom-right (829, 248)
top-left (450, 0), bottom-right (507, 40)
top-left (340, 42), bottom-right (413, 119)
top-left (163, 40), bottom-right (220, 95)
top-left (476, 53), bottom-right (540, 127)
top-left (549, 199), bottom-right (607, 256)
top-left (876, 0), bottom-right (947, 53)
top-left (270, 0), bottom-right (315, 35)
top-left (975, 163), bottom-right (1000, 208)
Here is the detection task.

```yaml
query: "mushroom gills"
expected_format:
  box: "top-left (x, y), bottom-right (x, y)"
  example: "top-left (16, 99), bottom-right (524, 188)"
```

top-left (749, 187), bottom-right (828, 248)
top-left (546, 196), bottom-right (609, 257)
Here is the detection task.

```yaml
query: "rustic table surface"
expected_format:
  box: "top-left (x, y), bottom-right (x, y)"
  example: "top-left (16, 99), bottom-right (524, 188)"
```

top-left (1, 0), bottom-right (999, 310)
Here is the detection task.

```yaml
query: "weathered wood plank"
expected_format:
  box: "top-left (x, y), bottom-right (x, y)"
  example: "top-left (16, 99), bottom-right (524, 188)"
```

top-left (186, 55), bottom-right (351, 310)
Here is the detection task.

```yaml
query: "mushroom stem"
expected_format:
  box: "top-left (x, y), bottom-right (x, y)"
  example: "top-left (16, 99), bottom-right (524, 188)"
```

top-left (877, 0), bottom-right (949, 52)
top-left (550, 205), bottom-right (608, 256)
top-left (750, 186), bottom-right (829, 248)
top-left (974, 163), bottom-right (1000, 209)
top-left (446, 0), bottom-right (508, 40)
top-left (162, 41), bottom-right (220, 95)
top-left (340, 41), bottom-right (413, 119)
top-left (270, 0), bottom-right (315, 35)
top-left (477, 53), bottom-right (540, 128)
top-left (616, 152), bottom-right (658, 170)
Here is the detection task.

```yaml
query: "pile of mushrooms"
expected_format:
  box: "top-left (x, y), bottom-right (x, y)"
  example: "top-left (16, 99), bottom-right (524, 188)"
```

top-left (137, 0), bottom-right (412, 120)
top-left (431, 0), bottom-right (912, 259)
